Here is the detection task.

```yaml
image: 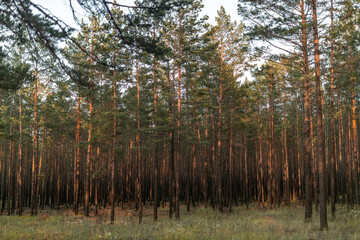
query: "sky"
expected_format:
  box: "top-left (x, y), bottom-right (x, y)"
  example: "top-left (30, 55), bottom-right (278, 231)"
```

top-left (202, 0), bottom-right (239, 23)
top-left (33, 0), bottom-right (240, 29)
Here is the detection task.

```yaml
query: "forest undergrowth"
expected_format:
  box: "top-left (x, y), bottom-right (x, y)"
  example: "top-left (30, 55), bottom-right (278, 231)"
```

top-left (0, 203), bottom-right (359, 240)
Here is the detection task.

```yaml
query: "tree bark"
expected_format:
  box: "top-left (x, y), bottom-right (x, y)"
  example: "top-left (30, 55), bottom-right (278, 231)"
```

top-left (31, 67), bottom-right (38, 216)
top-left (74, 96), bottom-right (81, 215)
top-left (300, 0), bottom-right (312, 220)
top-left (85, 21), bottom-right (95, 216)
top-left (229, 108), bottom-right (233, 211)
top-left (18, 78), bottom-right (23, 216)
top-left (153, 53), bottom-right (159, 221)
top-left (283, 71), bottom-right (289, 206)
top-left (311, 0), bottom-right (327, 230)
top-left (330, 0), bottom-right (336, 217)
top-left (175, 8), bottom-right (182, 220)
top-left (110, 40), bottom-right (117, 224)
top-left (136, 57), bottom-right (143, 223)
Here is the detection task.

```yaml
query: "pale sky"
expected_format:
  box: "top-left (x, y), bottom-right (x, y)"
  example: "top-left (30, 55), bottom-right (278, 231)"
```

top-left (33, 0), bottom-right (240, 29)
top-left (202, 0), bottom-right (239, 23)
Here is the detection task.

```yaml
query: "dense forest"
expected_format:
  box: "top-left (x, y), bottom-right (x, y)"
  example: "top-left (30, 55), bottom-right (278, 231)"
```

top-left (0, 0), bottom-right (359, 231)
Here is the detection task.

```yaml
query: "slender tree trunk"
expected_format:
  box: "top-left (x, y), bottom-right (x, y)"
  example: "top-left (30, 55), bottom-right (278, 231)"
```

top-left (186, 145), bottom-right (190, 211)
top-left (300, 0), bottom-right (312, 220)
top-left (161, 139), bottom-right (166, 208)
top-left (229, 108), bottom-right (233, 211)
top-left (270, 81), bottom-right (276, 207)
top-left (330, 0), bottom-right (336, 217)
top-left (310, 94), bottom-right (318, 211)
top-left (1, 140), bottom-right (7, 213)
top-left (31, 67), bottom-right (38, 216)
top-left (211, 114), bottom-right (216, 208)
top-left (8, 96), bottom-right (13, 216)
top-left (217, 28), bottom-right (224, 213)
top-left (244, 134), bottom-right (249, 209)
top-left (193, 123), bottom-right (200, 208)
top-left (257, 101), bottom-right (264, 206)
top-left (85, 22), bottom-right (95, 216)
top-left (18, 78), bottom-right (23, 216)
top-left (168, 60), bottom-right (175, 218)
top-left (175, 8), bottom-right (182, 220)
top-left (136, 57), bottom-right (143, 223)
top-left (267, 94), bottom-right (272, 205)
top-left (85, 85), bottom-right (93, 216)
top-left (95, 141), bottom-right (99, 215)
top-left (350, 48), bottom-right (360, 206)
top-left (153, 53), bottom-right (159, 221)
top-left (337, 88), bottom-right (344, 204)
top-left (283, 72), bottom-right (289, 206)
top-left (110, 40), bottom-right (117, 224)
top-left (204, 108), bottom-right (209, 208)
top-left (36, 127), bottom-right (45, 214)
top-left (126, 140), bottom-right (131, 209)
top-left (74, 96), bottom-right (81, 215)
top-left (346, 113), bottom-right (353, 207)
top-left (311, 0), bottom-right (327, 230)
top-left (56, 134), bottom-right (61, 208)
top-left (295, 91), bottom-right (300, 202)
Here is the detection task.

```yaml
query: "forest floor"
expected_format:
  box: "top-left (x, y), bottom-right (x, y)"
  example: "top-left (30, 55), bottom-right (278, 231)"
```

top-left (0, 202), bottom-right (359, 239)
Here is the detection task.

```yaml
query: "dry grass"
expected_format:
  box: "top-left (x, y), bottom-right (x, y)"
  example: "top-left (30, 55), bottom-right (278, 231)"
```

top-left (0, 203), bottom-right (359, 239)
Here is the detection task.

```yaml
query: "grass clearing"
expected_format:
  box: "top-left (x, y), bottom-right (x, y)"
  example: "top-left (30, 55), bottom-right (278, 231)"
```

top-left (0, 204), bottom-right (359, 239)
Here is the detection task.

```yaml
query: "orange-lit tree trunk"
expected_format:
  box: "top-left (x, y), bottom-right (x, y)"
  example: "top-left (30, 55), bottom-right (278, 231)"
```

top-left (257, 101), bottom-right (264, 206)
top-left (85, 21), bottom-right (95, 216)
top-left (229, 108), bottom-right (234, 211)
top-left (350, 48), bottom-right (359, 206)
top-left (244, 133), bottom-right (249, 209)
top-left (74, 96), bottom-right (81, 215)
top-left (175, 8), bottom-right (182, 220)
top-left (110, 38), bottom-right (117, 223)
top-left (216, 24), bottom-right (224, 213)
top-left (295, 90), bottom-right (300, 202)
top-left (167, 59), bottom-right (175, 218)
top-left (31, 67), bottom-right (38, 216)
top-left (329, 0), bottom-right (336, 217)
top-left (283, 72), bottom-right (289, 206)
top-left (337, 88), bottom-right (344, 204)
top-left (267, 75), bottom-right (275, 207)
top-left (136, 57), bottom-right (143, 223)
top-left (8, 96), bottom-right (14, 216)
top-left (311, 0), bottom-right (327, 230)
top-left (267, 94), bottom-right (272, 205)
top-left (153, 53), bottom-right (159, 221)
top-left (36, 126), bottom-right (45, 214)
top-left (346, 112), bottom-right (352, 207)
top-left (300, 0), bottom-right (312, 220)
top-left (203, 108), bottom-right (209, 208)
top-left (18, 77), bottom-right (23, 216)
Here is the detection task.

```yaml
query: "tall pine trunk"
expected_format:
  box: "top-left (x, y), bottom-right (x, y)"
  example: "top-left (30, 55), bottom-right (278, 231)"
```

top-left (175, 8), bottom-right (182, 220)
top-left (283, 72), bottom-right (289, 206)
top-left (136, 57), bottom-right (143, 223)
top-left (74, 96), bottom-right (81, 215)
top-left (311, 0), bottom-right (327, 230)
top-left (85, 21), bottom-right (95, 216)
top-left (300, 0), bottom-right (312, 220)
top-left (18, 78), bottom-right (23, 216)
top-left (31, 67), bottom-right (38, 216)
top-left (329, 0), bottom-right (336, 217)
top-left (153, 53), bottom-right (159, 221)
top-left (110, 39), bottom-right (117, 223)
